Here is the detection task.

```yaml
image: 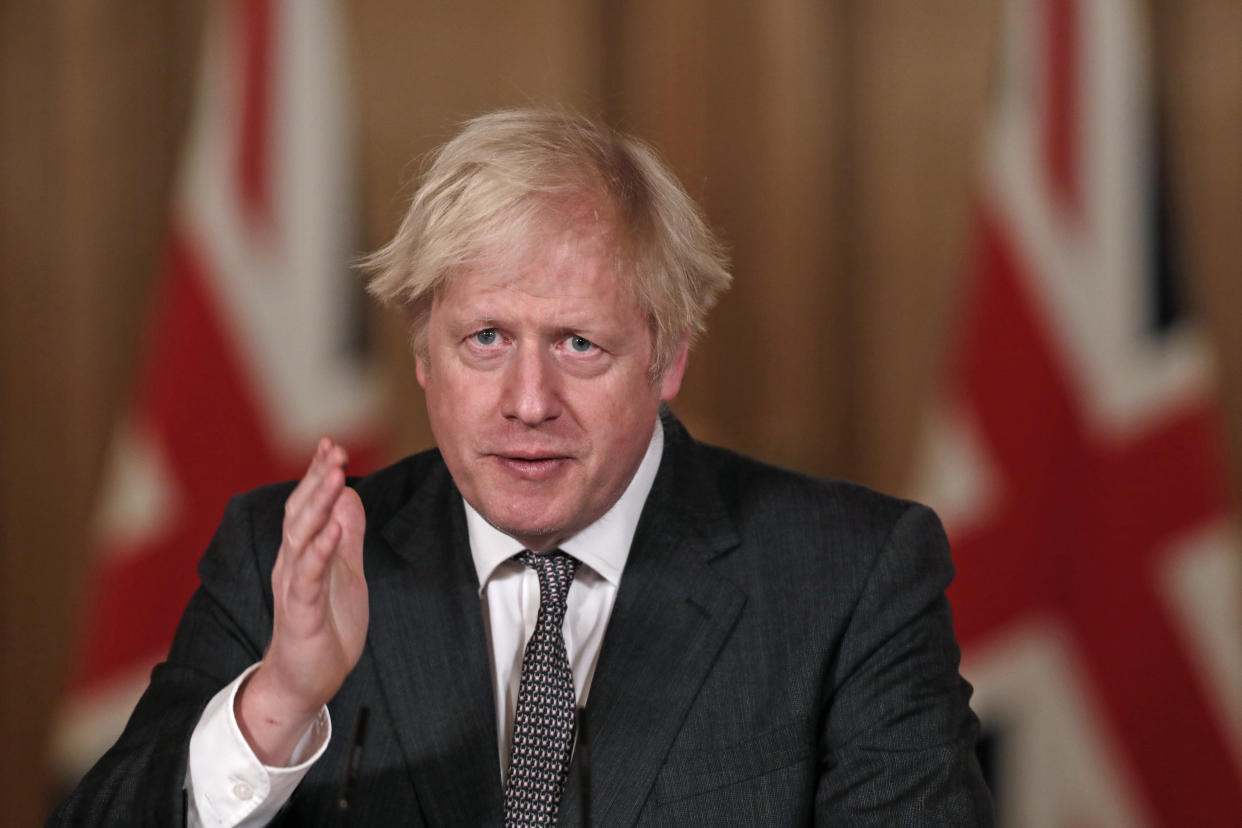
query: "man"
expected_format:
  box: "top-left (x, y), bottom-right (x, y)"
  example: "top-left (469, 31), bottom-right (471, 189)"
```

top-left (52, 109), bottom-right (992, 826)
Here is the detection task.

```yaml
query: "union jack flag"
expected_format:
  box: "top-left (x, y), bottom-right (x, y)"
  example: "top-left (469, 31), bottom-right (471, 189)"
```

top-left (51, 0), bottom-right (387, 782)
top-left (918, 0), bottom-right (1242, 824)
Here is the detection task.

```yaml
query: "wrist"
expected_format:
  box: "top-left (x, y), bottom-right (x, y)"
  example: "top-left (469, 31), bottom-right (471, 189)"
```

top-left (235, 664), bottom-right (322, 766)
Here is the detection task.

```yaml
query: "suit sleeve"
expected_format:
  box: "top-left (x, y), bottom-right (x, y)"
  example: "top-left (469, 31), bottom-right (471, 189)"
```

top-left (48, 492), bottom-right (282, 827)
top-left (815, 502), bottom-right (994, 826)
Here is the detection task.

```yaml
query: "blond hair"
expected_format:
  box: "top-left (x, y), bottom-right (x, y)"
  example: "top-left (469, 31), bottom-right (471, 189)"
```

top-left (364, 109), bottom-right (731, 379)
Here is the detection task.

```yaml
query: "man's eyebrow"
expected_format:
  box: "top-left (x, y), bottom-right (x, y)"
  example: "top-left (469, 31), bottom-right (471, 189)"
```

top-left (446, 310), bottom-right (502, 329)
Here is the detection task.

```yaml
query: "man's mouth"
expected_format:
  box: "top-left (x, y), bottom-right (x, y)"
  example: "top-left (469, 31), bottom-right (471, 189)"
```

top-left (492, 453), bottom-right (571, 481)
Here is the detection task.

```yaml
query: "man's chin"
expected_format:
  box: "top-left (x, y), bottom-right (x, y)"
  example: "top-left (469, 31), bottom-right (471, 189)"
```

top-left (478, 503), bottom-right (575, 551)
top-left (494, 523), bottom-right (567, 552)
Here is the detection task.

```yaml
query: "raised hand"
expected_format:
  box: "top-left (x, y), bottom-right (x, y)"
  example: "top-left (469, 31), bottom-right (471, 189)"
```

top-left (236, 438), bottom-right (368, 765)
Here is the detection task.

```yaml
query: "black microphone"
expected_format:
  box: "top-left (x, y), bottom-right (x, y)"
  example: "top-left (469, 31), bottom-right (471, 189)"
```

top-left (338, 706), bottom-right (369, 814)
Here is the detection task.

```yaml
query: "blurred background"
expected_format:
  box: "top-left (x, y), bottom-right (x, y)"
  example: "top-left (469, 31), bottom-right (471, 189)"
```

top-left (2, 0), bottom-right (1240, 825)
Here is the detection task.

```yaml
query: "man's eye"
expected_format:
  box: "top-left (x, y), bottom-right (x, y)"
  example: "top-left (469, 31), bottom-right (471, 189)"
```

top-left (567, 335), bottom-right (594, 353)
top-left (473, 329), bottom-right (498, 346)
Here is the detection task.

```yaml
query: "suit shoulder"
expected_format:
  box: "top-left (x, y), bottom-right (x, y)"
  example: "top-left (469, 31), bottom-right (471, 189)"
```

top-left (687, 438), bottom-right (943, 553)
top-left (681, 437), bottom-right (954, 621)
top-left (347, 447), bottom-right (450, 516)
top-left (696, 439), bottom-right (921, 515)
top-left (217, 447), bottom-right (449, 552)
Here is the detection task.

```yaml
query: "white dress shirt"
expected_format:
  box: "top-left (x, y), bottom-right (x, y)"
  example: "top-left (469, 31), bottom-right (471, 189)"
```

top-left (185, 420), bottom-right (663, 827)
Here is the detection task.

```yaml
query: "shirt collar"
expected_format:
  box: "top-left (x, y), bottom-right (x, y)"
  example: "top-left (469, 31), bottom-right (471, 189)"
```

top-left (464, 418), bottom-right (664, 592)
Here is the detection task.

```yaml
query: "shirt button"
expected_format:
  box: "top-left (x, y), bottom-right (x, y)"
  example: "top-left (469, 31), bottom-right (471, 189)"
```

top-left (232, 781), bottom-right (254, 801)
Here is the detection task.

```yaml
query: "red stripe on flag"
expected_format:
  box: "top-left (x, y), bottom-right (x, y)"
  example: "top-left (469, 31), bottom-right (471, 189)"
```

top-left (238, 0), bottom-right (274, 229)
top-left (1045, 0), bottom-right (1080, 216)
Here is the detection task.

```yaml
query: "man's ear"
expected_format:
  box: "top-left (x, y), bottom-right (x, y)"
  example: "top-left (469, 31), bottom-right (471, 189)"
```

top-left (415, 356), bottom-right (428, 389)
top-left (658, 334), bottom-right (691, 401)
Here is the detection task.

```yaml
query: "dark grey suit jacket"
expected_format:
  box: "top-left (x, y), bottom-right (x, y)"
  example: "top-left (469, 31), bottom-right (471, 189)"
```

top-left (51, 414), bottom-right (992, 826)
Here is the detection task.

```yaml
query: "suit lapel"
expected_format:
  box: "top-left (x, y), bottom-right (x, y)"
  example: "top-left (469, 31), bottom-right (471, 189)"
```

top-left (560, 415), bottom-right (745, 826)
top-left (364, 459), bottom-right (505, 825)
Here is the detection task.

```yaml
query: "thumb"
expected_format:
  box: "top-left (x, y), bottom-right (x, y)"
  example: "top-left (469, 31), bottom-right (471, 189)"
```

top-left (333, 486), bottom-right (366, 567)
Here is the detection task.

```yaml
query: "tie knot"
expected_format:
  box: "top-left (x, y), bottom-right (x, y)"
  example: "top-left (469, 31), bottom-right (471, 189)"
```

top-left (516, 549), bottom-right (578, 609)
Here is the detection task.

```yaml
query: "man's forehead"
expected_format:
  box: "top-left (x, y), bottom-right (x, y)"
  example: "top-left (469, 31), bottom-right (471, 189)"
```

top-left (476, 205), bottom-right (615, 266)
top-left (437, 222), bottom-right (633, 303)
top-left (433, 261), bottom-right (632, 321)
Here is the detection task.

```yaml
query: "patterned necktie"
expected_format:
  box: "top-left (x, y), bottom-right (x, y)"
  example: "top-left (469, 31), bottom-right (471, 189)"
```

top-left (504, 549), bottom-right (580, 827)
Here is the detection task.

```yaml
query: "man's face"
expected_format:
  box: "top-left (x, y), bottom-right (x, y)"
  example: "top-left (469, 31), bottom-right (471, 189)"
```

top-left (417, 217), bottom-right (687, 551)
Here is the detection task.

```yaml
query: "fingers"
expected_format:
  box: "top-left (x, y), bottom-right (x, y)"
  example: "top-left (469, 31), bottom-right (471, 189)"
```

top-left (287, 438), bottom-right (345, 513)
top-left (283, 438), bottom-right (350, 553)
top-left (288, 518), bottom-right (343, 604)
top-left (285, 438), bottom-right (346, 515)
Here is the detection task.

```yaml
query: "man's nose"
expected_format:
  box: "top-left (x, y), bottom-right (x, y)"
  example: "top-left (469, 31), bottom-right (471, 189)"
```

top-left (501, 343), bottom-right (562, 425)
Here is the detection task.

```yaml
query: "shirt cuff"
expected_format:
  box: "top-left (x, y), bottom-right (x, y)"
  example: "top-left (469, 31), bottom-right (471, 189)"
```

top-left (186, 663), bottom-right (331, 827)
